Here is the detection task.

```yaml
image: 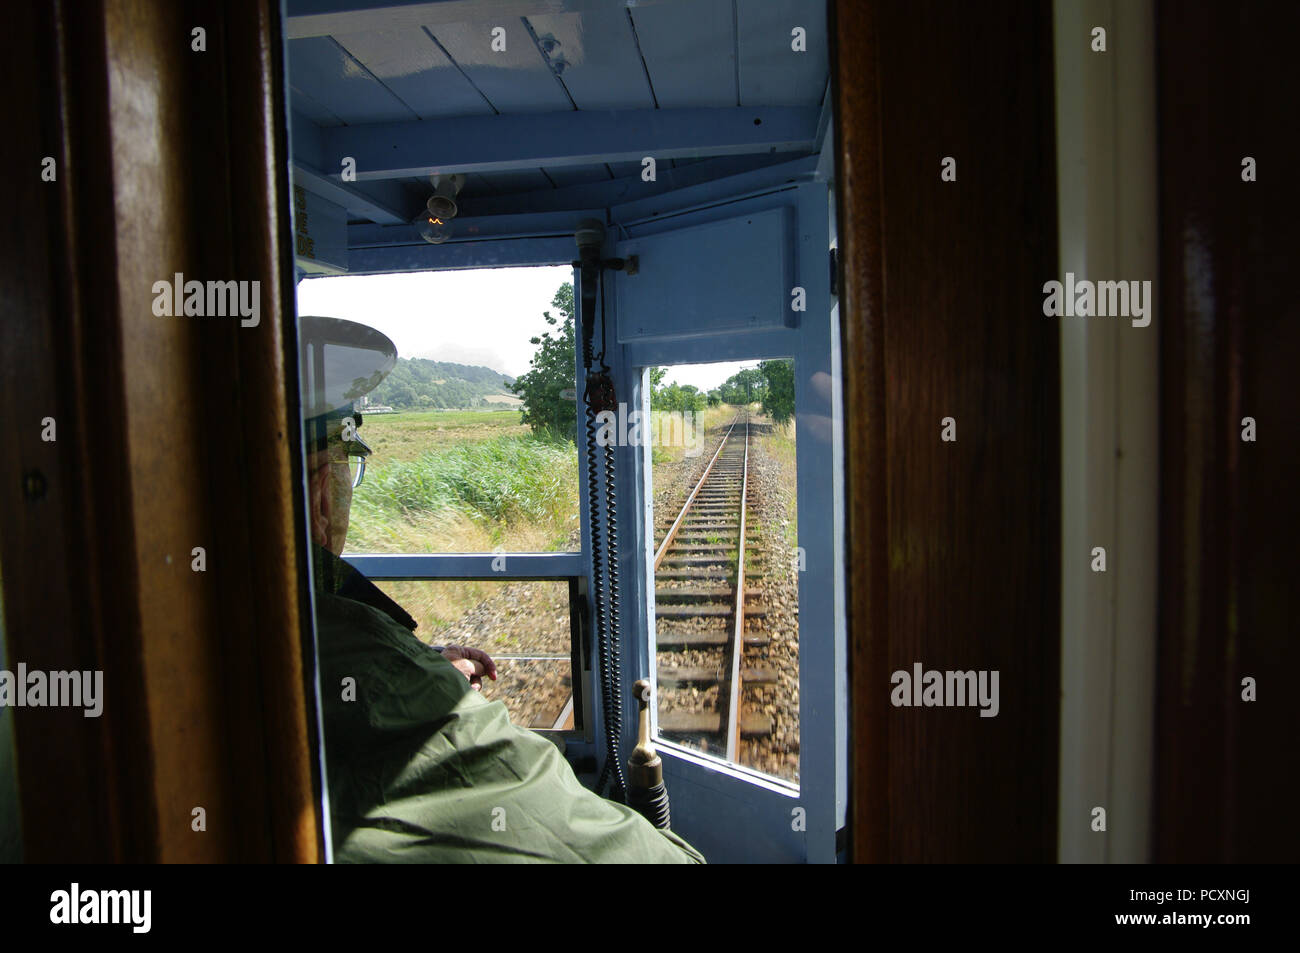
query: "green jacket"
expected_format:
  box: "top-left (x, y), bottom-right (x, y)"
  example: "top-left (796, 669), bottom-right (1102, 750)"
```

top-left (313, 547), bottom-right (704, 863)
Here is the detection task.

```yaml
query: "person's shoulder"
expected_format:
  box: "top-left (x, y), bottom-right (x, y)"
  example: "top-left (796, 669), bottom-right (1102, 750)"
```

top-left (314, 590), bottom-right (469, 747)
top-left (315, 589), bottom-right (464, 682)
top-left (337, 688), bottom-right (706, 864)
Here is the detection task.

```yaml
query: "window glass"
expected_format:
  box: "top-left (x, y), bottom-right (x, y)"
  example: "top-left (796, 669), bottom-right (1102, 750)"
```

top-left (295, 269), bottom-right (580, 555)
top-left (294, 277), bottom-right (587, 863)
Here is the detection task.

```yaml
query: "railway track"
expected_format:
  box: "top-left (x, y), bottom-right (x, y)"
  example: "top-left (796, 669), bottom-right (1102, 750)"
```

top-left (654, 410), bottom-right (773, 758)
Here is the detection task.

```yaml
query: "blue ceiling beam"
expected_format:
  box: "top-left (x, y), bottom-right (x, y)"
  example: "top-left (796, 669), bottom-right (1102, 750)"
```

top-left (339, 156), bottom-right (818, 252)
top-left (319, 106), bottom-right (820, 181)
top-left (291, 165), bottom-right (416, 225)
top-left (290, 110), bottom-right (417, 224)
top-left (343, 236), bottom-right (575, 274)
top-left (611, 154), bottom-right (817, 223)
top-left (459, 154), bottom-right (790, 216)
top-left (348, 209), bottom-right (606, 248)
top-left (285, 0), bottom-right (679, 39)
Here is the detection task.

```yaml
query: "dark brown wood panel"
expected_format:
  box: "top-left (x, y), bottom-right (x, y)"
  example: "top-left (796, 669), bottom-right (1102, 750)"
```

top-left (0, 0), bottom-right (140, 863)
top-left (835, 0), bottom-right (1060, 862)
top-left (830, 0), bottom-right (890, 866)
top-left (1154, 0), bottom-right (1300, 863)
top-left (0, 0), bottom-right (319, 862)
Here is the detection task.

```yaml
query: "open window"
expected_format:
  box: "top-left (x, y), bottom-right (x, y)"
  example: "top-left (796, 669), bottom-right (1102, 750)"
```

top-left (644, 360), bottom-right (800, 787)
top-left (607, 181), bottom-right (844, 863)
top-left (294, 266), bottom-right (590, 737)
top-left (282, 0), bottom-right (842, 864)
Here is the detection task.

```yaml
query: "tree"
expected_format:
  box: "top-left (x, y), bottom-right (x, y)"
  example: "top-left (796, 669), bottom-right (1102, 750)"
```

top-left (389, 381), bottom-right (417, 408)
top-left (759, 359), bottom-right (795, 425)
top-left (653, 381), bottom-right (705, 414)
top-left (511, 283), bottom-right (576, 439)
top-left (718, 367), bottom-right (766, 405)
top-left (647, 368), bottom-right (706, 414)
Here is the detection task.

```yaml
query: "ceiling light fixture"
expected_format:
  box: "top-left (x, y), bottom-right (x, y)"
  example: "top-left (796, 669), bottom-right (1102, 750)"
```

top-left (415, 173), bottom-right (465, 244)
top-left (426, 172), bottom-right (465, 220)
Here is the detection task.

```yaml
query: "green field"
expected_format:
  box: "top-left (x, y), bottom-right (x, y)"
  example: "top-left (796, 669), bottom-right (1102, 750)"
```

top-left (356, 408), bottom-right (526, 464)
top-left (347, 409), bottom-right (579, 556)
top-left (344, 408), bottom-right (579, 636)
top-left (340, 405), bottom-right (794, 639)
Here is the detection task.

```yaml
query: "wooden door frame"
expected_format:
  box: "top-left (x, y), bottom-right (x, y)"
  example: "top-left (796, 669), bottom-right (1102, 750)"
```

top-left (0, 0), bottom-right (320, 862)
top-left (1152, 0), bottom-right (1300, 863)
top-left (3, 0), bottom-right (1073, 864)
top-left (832, 0), bottom-right (1062, 862)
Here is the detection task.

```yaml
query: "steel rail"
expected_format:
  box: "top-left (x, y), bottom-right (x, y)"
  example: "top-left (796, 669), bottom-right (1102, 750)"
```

top-left (545, 414), bottom-right (742, 741)
top-left (724, 413), bottom-right (751, 762)
top-left (652, 414), bottom-right (739, 571)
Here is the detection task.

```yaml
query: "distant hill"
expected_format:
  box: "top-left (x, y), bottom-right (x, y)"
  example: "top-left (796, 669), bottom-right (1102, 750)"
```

top-left (366, 357), bottom-right (517, 411)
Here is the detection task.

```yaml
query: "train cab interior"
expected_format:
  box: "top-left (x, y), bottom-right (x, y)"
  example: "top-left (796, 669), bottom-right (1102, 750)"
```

top-left (285, 0), bottom-right (841, 863)
top-left (0, 0), bottom-right (1295, 867)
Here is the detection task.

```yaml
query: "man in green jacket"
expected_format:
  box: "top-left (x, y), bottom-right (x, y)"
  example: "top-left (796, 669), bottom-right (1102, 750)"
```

top-left (301, 316), bottom-right (702, 864)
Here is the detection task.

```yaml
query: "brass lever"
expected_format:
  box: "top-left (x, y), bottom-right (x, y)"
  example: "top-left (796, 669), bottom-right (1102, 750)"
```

top-left (627, 679), bottom-right (671, 829)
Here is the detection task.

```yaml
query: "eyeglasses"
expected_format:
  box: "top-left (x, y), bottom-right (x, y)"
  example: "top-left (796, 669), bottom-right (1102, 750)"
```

top-left (342, 433), bottom-right (372, 488)
top-left (344, 452), bottom-right (367, 488)
top-left (314, 436), bottom-right (371, 488)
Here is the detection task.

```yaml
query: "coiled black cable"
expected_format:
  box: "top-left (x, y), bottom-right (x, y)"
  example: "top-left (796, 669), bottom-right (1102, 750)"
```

top-left (582, 392), bottom-right (621, 800)
top-left (590, 267), bottom-right (627, 802)
top-left (597, 436), bottom-right (626, 801)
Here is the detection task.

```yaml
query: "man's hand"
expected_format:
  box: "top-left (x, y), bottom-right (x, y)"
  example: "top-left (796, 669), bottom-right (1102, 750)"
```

top-left (440, 645), bottom-right (498, 692)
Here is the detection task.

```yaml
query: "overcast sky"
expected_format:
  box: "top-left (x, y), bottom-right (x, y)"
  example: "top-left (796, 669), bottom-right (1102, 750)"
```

top-left (295, 267), bottom-right (748, 391)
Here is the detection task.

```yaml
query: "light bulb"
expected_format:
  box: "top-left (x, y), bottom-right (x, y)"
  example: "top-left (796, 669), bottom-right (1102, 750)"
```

top-left (415, 210), bottom-right (452, 244)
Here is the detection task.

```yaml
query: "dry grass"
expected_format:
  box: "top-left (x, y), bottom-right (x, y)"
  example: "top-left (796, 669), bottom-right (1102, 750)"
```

top-left (750, 410), bottom-right (798, 546)
top-left (344, 411), bottom-right (580, 627)
top-left (359, 409), bottom-right (526, 466)
top-left (347, 504), bottom-right (575, 556)
top-left (650, 403), bottom-right (737, 466)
